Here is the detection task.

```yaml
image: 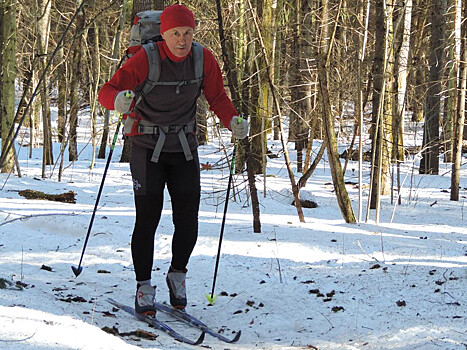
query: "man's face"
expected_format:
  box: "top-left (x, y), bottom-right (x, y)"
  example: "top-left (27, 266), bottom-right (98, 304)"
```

top-left (162, 26), bottom-right (194, 58)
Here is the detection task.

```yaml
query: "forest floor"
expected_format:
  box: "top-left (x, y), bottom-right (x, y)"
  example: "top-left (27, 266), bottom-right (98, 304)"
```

top-left (0, 122), bottom-right (466, 350)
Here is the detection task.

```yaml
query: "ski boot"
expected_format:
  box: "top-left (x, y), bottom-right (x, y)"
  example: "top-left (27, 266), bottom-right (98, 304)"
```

top-left (135, 284), bottom-right (157, 316)
top-left (166, 267), bottom-right (187, 309)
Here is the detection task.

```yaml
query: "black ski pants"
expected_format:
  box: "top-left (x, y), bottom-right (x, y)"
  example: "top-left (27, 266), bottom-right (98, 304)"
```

top-left (130, 146), bottom-right (200, 282)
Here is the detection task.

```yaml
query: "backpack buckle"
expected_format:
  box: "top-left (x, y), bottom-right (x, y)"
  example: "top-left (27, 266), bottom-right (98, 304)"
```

top-left (167, 125), bottom-right (178, 133)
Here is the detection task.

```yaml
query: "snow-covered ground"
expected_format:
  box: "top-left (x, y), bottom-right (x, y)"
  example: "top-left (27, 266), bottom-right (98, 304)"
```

top-left (0, 119), bottom-right (466, 350)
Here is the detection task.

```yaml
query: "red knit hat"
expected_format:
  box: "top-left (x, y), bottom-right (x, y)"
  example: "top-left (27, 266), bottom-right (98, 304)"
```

top-left (160, 4), bottom-right (196, 34)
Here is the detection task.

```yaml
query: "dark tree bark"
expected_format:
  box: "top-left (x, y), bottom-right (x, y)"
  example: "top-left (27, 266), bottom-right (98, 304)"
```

top-left (419, 0), bottom-right (445, 174)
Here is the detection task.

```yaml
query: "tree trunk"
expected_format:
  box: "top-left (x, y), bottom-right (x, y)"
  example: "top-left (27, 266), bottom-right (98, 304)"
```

top-left (450, 2), bottom-right (466, 201)
top-left (89, 21), bottom-right (101, 170)
top-left (316, 53), bottom-right (356, 224)
top-left (369, 0), bottom-right (394, 214)
top-left (100, 0), bottom-right (127, 159)
top-left (300, 0), bottom-right (314, 174)
top-left (353, 0), bottom-right (370, 221)
top-left (241, 137), bottom-right (262, 232)
top-left (56, 12), bottom-right (68, 182)
top-left (247, 0), bottom-right (304, 223)
top-left (390, 0), bottom-right (412, 205)
top-left (290, 0), bottom-right (312, 174)
top-left (231, 1), bottom-right (249, 174)
top-left (442, 0), bottom-right (462, 162)
top-left (57, 46), bottom-right (67, 143)
top-left (0, 0), bottom-right (17, 174)
top-left (218, 0), bottom-right (261, 232)
top-left (419, 0), bottom-right (445, 175)
top-left (37, 0), bottom-right (53, 175)
top-left (250, 0), bottom-right (275, 175)
top-left (289, 0), bottom-right (302, 169)
top-left (393, 0), bottom-right (412, 164)
top-left (315, 0), bottom-right (356, 223)
top-left (68, 1), bottom-right (85, 162)
top-left (408, 0), bottom-right (428, 123)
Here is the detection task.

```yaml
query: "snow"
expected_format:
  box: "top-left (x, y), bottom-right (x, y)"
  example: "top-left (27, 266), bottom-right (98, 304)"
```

top-left (0, 119), bottom-right (466, 350)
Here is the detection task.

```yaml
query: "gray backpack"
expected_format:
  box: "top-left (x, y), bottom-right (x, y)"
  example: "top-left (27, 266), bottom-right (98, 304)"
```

top-left (128, 10), bottom-right (163, 48)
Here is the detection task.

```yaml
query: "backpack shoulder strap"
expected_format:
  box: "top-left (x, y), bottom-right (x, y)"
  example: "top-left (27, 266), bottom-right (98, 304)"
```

top-left (143, 42), bottom-right (161, 94)
top-left (135, 42), bottom-right (161, 106)
top-left (135, 41), bottom-right (204, 103)
top-left (191, 42), bottom-right (204, 88)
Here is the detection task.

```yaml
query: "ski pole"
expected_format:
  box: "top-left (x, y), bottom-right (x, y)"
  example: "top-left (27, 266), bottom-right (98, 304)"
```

top-left (72, 93), bottom-right (131, 277)
top-left (206, 117), bottom-right (242, 304)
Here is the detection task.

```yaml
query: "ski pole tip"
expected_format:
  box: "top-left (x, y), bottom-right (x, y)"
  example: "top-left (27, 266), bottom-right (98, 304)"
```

top-left (205, 293), bottom-right (216, 305)
top-left (71, 265), bottom-right (82, 277)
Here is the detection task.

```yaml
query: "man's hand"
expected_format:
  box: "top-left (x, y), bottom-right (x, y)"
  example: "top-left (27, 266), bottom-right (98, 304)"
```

top-left (229, 116), bottom-right (249, 140)
top-left (114, 90), bottom-right (135, 114)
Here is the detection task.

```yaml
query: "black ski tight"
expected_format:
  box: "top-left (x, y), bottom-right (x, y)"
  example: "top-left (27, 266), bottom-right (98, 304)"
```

top-left (130, 150), bottom-right (200, 282)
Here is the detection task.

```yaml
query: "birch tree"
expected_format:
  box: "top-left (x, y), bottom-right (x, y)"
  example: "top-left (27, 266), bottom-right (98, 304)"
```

top-left (450, 2), bottom-right (466, 201)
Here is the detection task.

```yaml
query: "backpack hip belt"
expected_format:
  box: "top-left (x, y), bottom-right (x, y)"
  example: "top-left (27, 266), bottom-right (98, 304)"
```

top-left (138, 119), bottom-right (196, 163)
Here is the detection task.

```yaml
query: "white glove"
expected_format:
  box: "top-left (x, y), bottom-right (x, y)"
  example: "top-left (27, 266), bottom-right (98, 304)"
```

top-left (114, 90), bottom-right (135, 114)
top-left (229, 116), bottom-right (249, 139)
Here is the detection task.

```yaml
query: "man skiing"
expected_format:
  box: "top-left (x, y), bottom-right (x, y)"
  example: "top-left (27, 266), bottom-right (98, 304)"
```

top-left (98, 4), bottom-right (248, 315)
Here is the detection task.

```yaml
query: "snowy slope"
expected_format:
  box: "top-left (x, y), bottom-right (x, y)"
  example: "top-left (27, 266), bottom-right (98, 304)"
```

top-left (0, 126), bottom-right (466, 350)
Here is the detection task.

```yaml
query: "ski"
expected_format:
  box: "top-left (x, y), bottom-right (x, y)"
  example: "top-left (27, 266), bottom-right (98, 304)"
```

top-left (153, 301), bottom-right (241, 343)
top-left (107, 298), bottom-right (205, 346)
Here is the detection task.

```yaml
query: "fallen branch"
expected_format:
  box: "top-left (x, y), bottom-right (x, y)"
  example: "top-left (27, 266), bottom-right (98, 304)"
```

top-left (18, 190), bottom-right (76, 203)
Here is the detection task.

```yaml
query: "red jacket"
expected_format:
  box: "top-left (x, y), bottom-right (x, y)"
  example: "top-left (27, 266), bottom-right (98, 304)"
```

top-left (98, 41), bottom-right (237, 134)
